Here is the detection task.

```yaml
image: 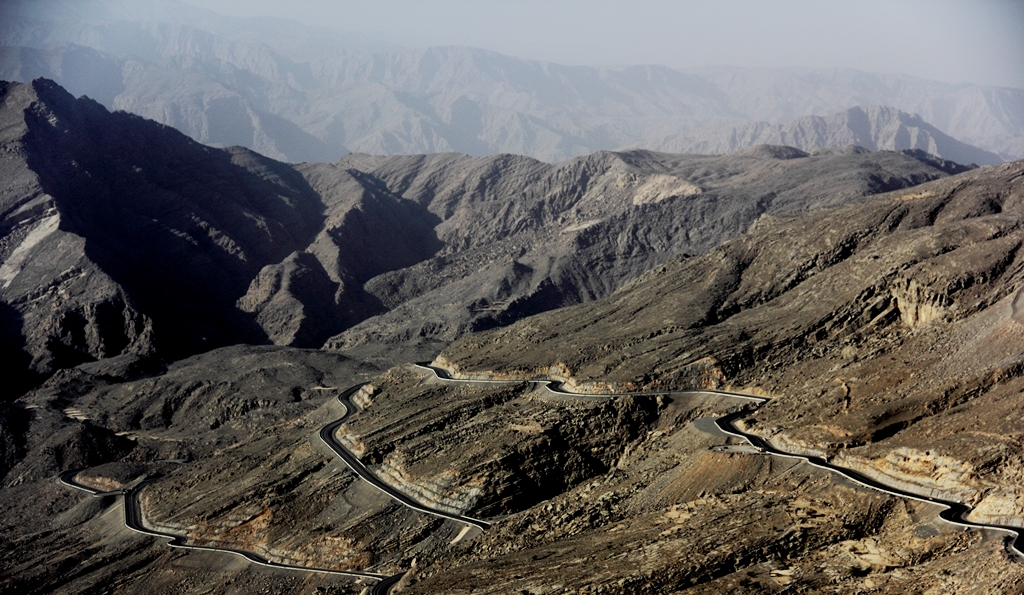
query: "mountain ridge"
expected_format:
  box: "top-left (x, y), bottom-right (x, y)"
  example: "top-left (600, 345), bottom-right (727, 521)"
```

top-left (0, 78), bottom-right (968, 395)
top-left (1, 5), bottom-right (1020, 162)
top-left (651, 105), bottom-right (1003, 166)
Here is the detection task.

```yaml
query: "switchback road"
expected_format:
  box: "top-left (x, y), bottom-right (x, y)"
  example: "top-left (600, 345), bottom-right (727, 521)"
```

top-left (59, 358), bottom-right (1023, 595)
top-left (417, 361), bottom-right (1024, 559)
top-left (58, 470), bottom-right (393, 583)
top-left (319, 383), bottom-right (491, 531)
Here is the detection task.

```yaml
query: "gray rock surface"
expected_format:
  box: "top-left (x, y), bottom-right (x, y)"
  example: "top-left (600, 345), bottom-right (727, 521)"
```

top-left (0, 78), bottom-right (328, 393)
top-left (3, 78), bottom-right (1024, 593)
top-left (318, 147), bottom-right (965, 361)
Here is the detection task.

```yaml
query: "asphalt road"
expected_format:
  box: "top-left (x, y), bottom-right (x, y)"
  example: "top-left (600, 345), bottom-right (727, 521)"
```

top-left (58, 379), bottom-right (497, 593)
top-left (60, 460), bottom-right (399, 587)
top-left (418, 361), bottom-right (1024, 558)
top-left (57, 357), bottom-right (1024, 594)
top-left (713, 409), bottom-right (1024, 558)
top-left (319, 383), bottom-right (492, 531)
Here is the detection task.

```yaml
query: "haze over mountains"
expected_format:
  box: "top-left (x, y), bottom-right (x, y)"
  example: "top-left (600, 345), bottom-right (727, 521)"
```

top-left (0, 0), bottom-right (1021, 164)
top-left (653, 105), bottom-right (1003, 167)
top-left (4, 2), bottom-right (1024, 593)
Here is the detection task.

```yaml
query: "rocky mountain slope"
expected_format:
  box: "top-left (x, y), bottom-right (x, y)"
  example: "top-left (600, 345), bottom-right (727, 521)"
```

top-left (4, 162), bottom-right (1024, 594)
top-left (1, 1), bottom-right (1021, 162)
top-left (653, 105), bottom-right (1003, 166)
top-left (429, 159), bottom-right (1024, 588)
top-left (0, 77), bottom-right (319, 393)
top-left (318, 145), bottom-right (966, 362)
top-left (2, 79), bottom-right (967, 395)
top-left (2, 81), bottom-right (1023, 593)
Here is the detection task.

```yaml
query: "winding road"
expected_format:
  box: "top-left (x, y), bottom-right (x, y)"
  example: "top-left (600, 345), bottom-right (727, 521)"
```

top-left (713, 409), bottom-right (1024, 557)
top-left (58, 471), bottom-right (393, 584)
top-left (319, 384), bottom-right (491, 531)
top-left (59, 359), bottom-right (1023, 594)
top-left (417, 362), bottom-right (1024, 558)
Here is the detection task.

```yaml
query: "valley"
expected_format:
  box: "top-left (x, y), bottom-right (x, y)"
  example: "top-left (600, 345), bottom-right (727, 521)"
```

top-left (2, 71), bottom-right (1024, 594)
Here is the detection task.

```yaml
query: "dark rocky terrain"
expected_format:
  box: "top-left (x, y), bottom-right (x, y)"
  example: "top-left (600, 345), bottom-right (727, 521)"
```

top-left (0, 77), bottom-right (328, 393)
top-left (1, 1), bottom-right (1021, 162)
top-left (317, 145), bottom-right (967, 363)
top-left (3, 75), bottom-right (1024, 594)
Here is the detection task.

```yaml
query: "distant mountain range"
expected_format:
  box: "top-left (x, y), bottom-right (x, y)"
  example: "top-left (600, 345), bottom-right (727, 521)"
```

top-left (0, 0), bottom-right (1021, 164)
top-left (651, 105), bottom-right (1002, 167)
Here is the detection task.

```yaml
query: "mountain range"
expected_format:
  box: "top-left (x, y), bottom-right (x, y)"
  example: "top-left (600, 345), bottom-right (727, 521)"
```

top-left (0, 0), bottom-right (1021, 164)
top-left (3, 3), bottom-right (1024, 592)
top-left (2, 77), bottom-right (1023, 594)
top-left (0, 79), bottom-right (970, 394)
top-left (652, 105), bottom-right (1002, 167)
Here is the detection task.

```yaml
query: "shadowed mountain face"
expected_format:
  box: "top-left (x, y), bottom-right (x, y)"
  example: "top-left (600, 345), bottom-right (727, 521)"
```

top-left (0, 78), bottom-right (319, 391)
top-left (1, 79), bottom-right (972, 395)
top-left (0, 79), bottom-right (436, 394)
top-left (0, 4), bottom-right (1021, 162)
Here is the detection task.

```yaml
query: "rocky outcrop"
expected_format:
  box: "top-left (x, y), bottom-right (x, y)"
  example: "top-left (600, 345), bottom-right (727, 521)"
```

top-left (237, 251), bottom-right (345, 347)
top-left (431, 354), bottom-right (727, 394)
top-left (375, 451), bottom-right (484, 515)
top-left (891, 278), bottom-right (951, 327)
top-left (344, 384), bottom-right (375, 412)
top-left (834, 448), bottom-right (977, 503)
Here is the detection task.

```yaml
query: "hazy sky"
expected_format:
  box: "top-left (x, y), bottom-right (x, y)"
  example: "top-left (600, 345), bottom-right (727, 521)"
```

top-left (181, 0), bottom-right (1024, 89)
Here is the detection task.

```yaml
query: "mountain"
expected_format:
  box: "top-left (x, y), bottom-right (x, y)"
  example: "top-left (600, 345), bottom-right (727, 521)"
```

top-left (1, 1), bottom-right (1021, 162)
top-left (3, 128), bottom-right (1023, 591)
top-left (0, 77), bottom-right (316, 391)
top-left (652, 105), bottom-right (1004, 166)
top-left (428, 159), bottom-right (1024, 590)
top-left (692, 66), bottom-right (1024, 160)
top-left (315, 145), bottom-right (965, 363)
top-left (1, 78), bottom-right (969, 395)
top-left (0, 78), bottom-right (429, 394)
